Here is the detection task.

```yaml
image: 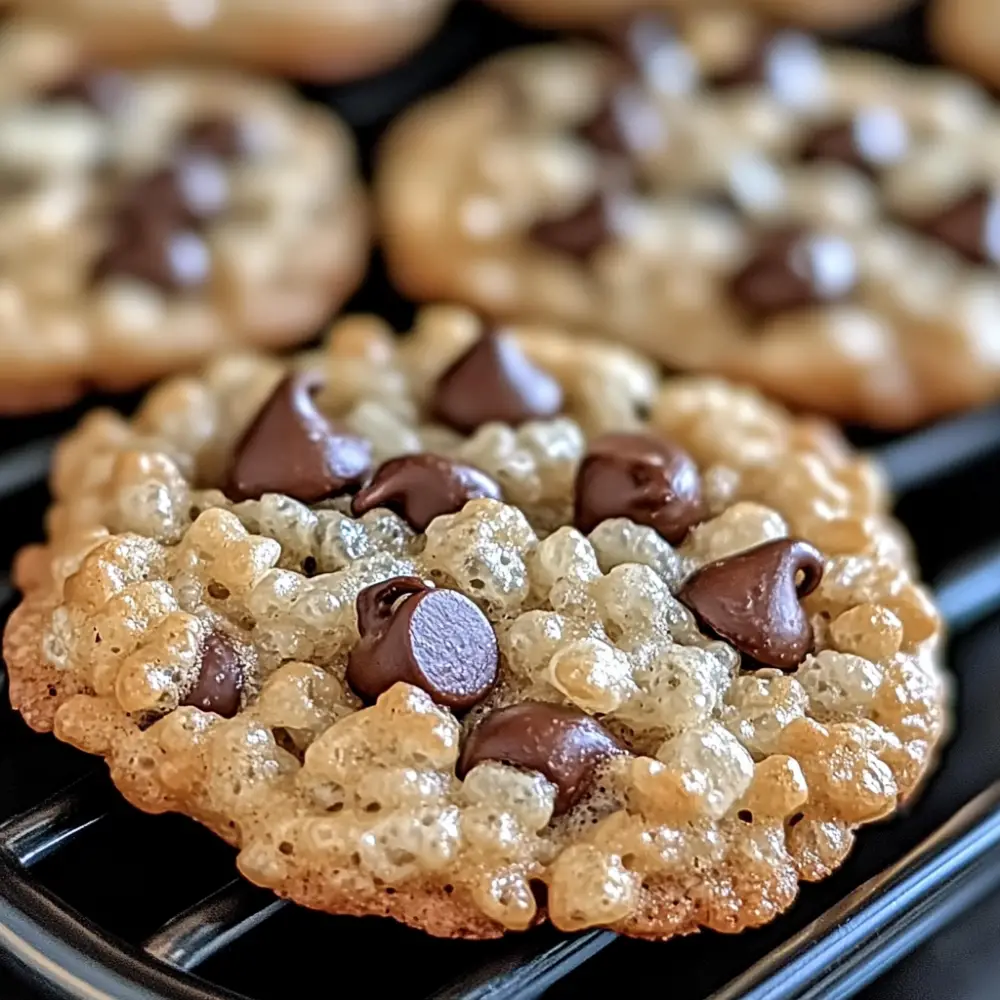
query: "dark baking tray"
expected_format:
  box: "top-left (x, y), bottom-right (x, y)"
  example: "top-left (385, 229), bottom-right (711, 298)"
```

top-left (4, 2), bottom-right (1000, 998)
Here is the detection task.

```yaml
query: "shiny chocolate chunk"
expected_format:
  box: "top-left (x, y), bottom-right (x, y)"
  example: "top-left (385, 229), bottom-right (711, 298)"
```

top-left (225, 371), bottom-right (372, 503)
top-left (678, 538), bottom-right (824, 671)
top-left (458, 702), bottom-right (624, 815)
top-left (729, 227), bottom-right (858, 321)
top-left (599, 14), bottom-right (695, 96)
top-left (92, 212), bottom-right (210, 292)
top-left (44, 68), bottom-right (130, 114)
top-left (351, 454), bottom-right (501, 532)
top-left (579, 100), bottom-right (630, 156)
top-left (530, 191), bottom-right (616, 262)
top-left (179, 115), bottom-right (246, 160)
top-left (914, 187), bottom-right (1000, 266)
top-left (182, 631), bottom-right (244, 717)
top-left (799, 109), bottom-right (909, 177)
top-left (574, 432), bottom-right (705, 544)
top-left (430, 328), bottom-right (563, 434)
top-left (712, 29), bottom-right (823, 105)
top-left (347, 577), bottom-right (498, 709)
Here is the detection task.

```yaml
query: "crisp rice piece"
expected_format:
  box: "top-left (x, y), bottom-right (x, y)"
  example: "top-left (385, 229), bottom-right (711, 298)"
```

top-left (16, 0), bottom-right (450, 82)
top-left (0, 14), bottom-right (368, 413)
top-left (4, 305), bottom-right (947, 939)
top-left (377, 7), bottom-right (1000, 428)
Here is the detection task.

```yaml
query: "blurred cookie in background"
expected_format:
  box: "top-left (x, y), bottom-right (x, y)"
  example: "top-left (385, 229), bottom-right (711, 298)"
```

top-left (0, 29), bottom-right (369, 413)
top-left (930, 0), bottom-right (1000, 89)
top-left (486, 0), bottom-right (916, 33)
top-left (377, 7), bottom-right (1000, 429)
top-left (14, 0), bottom-right (452, 81)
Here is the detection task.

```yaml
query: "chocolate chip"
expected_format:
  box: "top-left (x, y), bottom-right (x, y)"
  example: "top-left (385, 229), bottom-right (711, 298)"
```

top-left (530, 191), bottom-right (616, 262)
top-left (430, 328), bottom-right (563, 434)
top-left (574, 432), bottom-right (705, 544)
top-left (225, 371), bottom-right (372, 503)
top-left (347, 577), bottom-right (498, 709)
top-left (678, 538), bottom-right (824, 671)
top-left (182, 631), bottom-right (244, 717)
top-left (799, 109), bottom-right (909, 178)
top-left (729, 227), bottom-right (858, 321)
top-left (179, 115), bottom-right (246, 160)
top-left (44, 68), bottom-right (130, 114)
top-left (351, 454), bottom-right (501, 532)
top-left (913, 187), bottom-right (1000, 266)
top-left (598, 14), bottom-right (695, 96)
top-left (579, 101), bottom-right (629, 157)
top-left (458, 702), bottom-right (624, 815)
top-left (712, 29), bottom-right (823, 104)
top-left (92, 211), bottom-right (210, 292)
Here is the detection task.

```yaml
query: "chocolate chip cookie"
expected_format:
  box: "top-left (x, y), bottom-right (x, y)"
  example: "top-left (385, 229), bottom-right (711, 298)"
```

top-left (20, 0), bottom-right (450, 81)
top-left (0, 32), bottom-right (368, 412)
top-left (488, 0), bottom-right (914, 31)
top-left (4, 304), bottom-right (946, 938)
top-left (377, 8), bottom-right (1000, 427)
top-left (931, 0), bottom-right (1000, 90)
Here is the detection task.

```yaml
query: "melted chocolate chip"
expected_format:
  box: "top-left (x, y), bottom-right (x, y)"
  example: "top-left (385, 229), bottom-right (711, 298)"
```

top-left (574, 433), bottom-right (705, 544)
top-left (530, 191), bottom-right (616, 262)
top-left (179, 115), bottom-right (246, 160)
top-left (225, 371), bottom-right (372, 503)
top-left (44, 68), bottom-right (131, 114)
top-left (913, 187), bottom-right (1000, 266)
top-left (712, 29), bottom-right (823, 105)
top-left (598, 14), bottom-right (695, 96)
top-left (351, 454), bottom-right (501, 532)
top-left (182, 632), bottom-right (244, 717)
top-left (579, 101), bottom-right (630, 157)
top-left (799, 108), bottom-right (910, 179)
top-left (678, 538), bottom-right (824, 671)
top-left (458, 702), bottom-right (624, 815)
top-left (729, 228), bottom-right (858, 321)
top-left (347, 577), bottom-right (498, 709)
top-left (431, 328), bottom-right (563, 434)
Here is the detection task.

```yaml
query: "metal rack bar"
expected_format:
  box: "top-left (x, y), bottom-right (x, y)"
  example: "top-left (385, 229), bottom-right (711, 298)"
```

top-left (0, 779), bottom-right (112, 868)
top-left (143, 883), bottom-right (286, 972)
top-left (0, 437), bottom-right (55, 502)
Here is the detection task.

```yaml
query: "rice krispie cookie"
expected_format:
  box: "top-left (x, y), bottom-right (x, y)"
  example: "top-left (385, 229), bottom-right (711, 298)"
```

top-left (931, 0), bottom-right (1000, 90)
top-left (4, 304), bottom-right (946, 939)
top-left (0, 29), bottom-right (368, 413)
top-left (19, 0), bottom-right (451, 81)
top-left (487, 0), bottom-right (913, 32)
top-left (377, 8), bottom-right (1000, 428)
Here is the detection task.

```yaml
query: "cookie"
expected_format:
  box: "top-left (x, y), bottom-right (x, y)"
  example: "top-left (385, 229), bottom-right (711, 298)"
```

top-left (931, 0), bottom-right (1000, 90)
top-left (487, 0), bottom-right (914, 32)
top-left (4, 304), bottom-right (946, 939)
top-left (0, 50), bottom-right (369, 412)
top-left (20, 0), bottom-right (450, 81)
top-left (377, 8), bottom-right (1000, 428)
top-left (0, 26), bottom-right (368, 413)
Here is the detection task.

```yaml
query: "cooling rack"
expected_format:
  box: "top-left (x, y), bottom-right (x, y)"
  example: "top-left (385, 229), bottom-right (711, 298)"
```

top-left (4, 2), bottom-right (1000, 998)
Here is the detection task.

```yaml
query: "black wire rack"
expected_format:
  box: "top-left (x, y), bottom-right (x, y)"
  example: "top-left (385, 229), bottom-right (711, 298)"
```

top-left (4, 2), bottom-right (1000, 999)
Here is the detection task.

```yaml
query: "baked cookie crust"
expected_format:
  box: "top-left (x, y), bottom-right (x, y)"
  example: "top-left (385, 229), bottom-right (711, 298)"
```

top-left (5, 306), bottom-right (946, 939)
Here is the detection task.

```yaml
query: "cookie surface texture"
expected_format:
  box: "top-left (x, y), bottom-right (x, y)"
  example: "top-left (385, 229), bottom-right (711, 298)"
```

top-left (377, 8), bottom-right (1000, 427)
top-left (4, 305), bottom-right (946, 939)
top-left (20, 0), bottom-right (450, 81)
top-left (0, 27), bottom-right (368, 412)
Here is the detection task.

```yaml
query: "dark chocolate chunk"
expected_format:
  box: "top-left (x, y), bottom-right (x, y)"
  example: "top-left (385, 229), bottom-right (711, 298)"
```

top-left (678, 538), bottom-right (824, 671)
top-left (351, 454), bottom-right (501, 532)
top-left (225, 371), bottom-right (372, 503)
top-left (712, 29), bottom-right (823, 104)
top-left (530, 191), bottom-right (615, 262)
top-left (43, 68), bottom-right (130, 114)
top-left (179, 115), bottom-right (246, 160)
top-left (182, 631), bottom-right (244, 717)
top-left (913, 187), bottom-right (1000, 266)
top-left (799, 109), bottom-right (909, 177)
top-left (574, 432), bottom-right (705, 544)
top-left (729, 227), bottom-right (858, 321)
top-left (458, 702), bottom-right (624, 815)
top-left (347, 577), bottom-right (498, 709)
top-left (430, 328), bottom-right (563, 434)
